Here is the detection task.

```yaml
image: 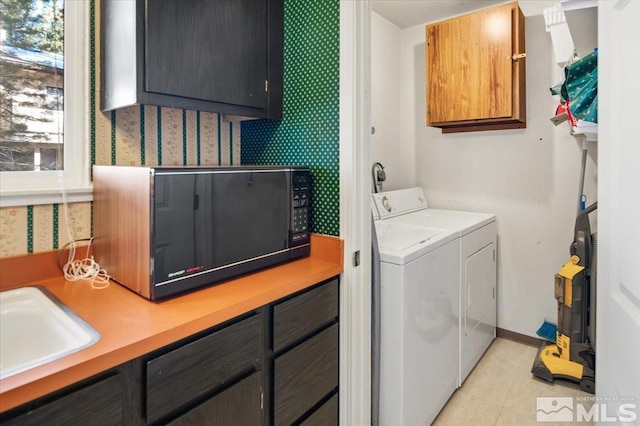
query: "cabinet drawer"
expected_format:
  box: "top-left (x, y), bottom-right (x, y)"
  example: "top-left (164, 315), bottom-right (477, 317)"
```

top-left (274, 323), bottom-right (339, 426)
top-left (300, 394), bottom-right (338, 426)
top-left (1, 374), bottom-right (122, 426)
top-left (167, 372), bottom-right (262, 426)
top-left (273, 278), bottom-right (338, 352)
top-left (146, 314), bottom-right (261, 424)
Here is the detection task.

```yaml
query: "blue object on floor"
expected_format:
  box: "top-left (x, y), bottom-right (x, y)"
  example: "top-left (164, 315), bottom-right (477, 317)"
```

top-left (536, 320), bottom-right (558, 342)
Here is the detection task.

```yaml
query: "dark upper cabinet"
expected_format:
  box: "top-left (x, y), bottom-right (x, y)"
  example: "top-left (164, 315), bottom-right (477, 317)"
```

top-left (101, 0), bottom-right (283, 119)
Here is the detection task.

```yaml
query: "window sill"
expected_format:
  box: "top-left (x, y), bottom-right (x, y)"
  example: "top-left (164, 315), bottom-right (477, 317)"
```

top-left (0, 186), bottom-right (93, 208)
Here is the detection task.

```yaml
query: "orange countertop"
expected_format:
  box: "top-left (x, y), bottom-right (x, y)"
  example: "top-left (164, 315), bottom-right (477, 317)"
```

top-left (0, 234), bottom-right (343, 413)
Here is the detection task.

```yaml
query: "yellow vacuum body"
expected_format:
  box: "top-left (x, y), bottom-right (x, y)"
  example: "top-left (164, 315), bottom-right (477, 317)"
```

top-left (532, 204), bottom-right (597, 394)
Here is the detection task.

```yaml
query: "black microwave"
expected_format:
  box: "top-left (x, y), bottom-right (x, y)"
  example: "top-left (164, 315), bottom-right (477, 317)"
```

top-left (93, 165), bottom-right (311, 300)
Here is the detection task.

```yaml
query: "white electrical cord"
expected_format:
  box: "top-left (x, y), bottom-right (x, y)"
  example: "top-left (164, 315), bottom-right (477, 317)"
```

top-left (59, 172), bottom-right (110, 289)
top-left (62, 238), bottom-right (110, 289)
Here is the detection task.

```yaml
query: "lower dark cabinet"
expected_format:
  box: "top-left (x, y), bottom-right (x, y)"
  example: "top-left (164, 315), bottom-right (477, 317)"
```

top-left (0, 277), bottom-right (339, 426)
top-left (274, 324), bottom-right (339, 426)
top-left (273, 278), bottom-right (339, 353)
top-left (167, 372), bottom-right (262, 426)
top-left (146, 313), bottom-right (262, 424)
top-left (300, 394), bottom-right (338, 426)
top-left (0, 374), bottom-right (123, 426)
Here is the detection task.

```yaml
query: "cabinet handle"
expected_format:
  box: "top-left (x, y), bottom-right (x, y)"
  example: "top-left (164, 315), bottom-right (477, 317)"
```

top-left (509, 52), bottom-right (527, 60)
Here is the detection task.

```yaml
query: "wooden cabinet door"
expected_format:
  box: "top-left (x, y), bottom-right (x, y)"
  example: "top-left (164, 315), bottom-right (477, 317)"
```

top-left (0, 374), bottom-right (123, 426)
top-left (273, 324), bottom-right (339, 426)
top-left (299, 394), bottom-right (338, 426)
top-left (167, 372), bottom-right (262, 426)
top-left (146, 313), bottom-right (261, 424)
top-left (273, 278), bottom-right (338, 353)
top-left (426, 2), bottom-right (525, 130)
top-left (145, 0), bottom-right (268, 109)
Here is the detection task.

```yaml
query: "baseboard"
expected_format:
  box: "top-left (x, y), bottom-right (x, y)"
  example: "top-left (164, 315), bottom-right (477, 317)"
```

top-left (497, 327), bottom-right (547, 348)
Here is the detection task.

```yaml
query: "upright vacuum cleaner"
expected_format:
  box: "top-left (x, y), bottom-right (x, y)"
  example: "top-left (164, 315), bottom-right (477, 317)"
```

top-left (532, 202), bottom-right (597, 394)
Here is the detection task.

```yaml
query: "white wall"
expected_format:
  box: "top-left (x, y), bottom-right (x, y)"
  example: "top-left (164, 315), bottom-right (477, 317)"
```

top-left (373, 6), bottom-right (598, 337)
top-left (371, 12), bottom-right (415, 191)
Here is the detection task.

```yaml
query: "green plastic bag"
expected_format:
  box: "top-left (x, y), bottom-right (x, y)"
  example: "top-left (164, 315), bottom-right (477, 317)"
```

top-left (550, 51), bottom-right (598, 123)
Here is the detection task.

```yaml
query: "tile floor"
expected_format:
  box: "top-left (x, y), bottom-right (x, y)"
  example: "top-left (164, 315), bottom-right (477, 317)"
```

top-left (433, 337), bottom-right (594, 425)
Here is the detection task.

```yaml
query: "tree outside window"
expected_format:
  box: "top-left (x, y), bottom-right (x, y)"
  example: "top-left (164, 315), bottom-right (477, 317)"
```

top-left (0, 0), bottom-right (64, 172)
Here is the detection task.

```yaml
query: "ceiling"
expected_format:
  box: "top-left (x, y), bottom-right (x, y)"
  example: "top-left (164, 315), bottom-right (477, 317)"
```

top-left (371, 0), bottom-right (557, 29)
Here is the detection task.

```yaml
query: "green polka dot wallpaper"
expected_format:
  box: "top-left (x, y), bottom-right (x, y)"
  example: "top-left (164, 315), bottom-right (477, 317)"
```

top-left (242, 0), bottom-right (340, 236)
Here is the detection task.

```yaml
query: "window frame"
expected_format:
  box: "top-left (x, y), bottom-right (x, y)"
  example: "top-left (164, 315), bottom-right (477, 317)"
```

top-left (0, 0), bottom-right (92, 208)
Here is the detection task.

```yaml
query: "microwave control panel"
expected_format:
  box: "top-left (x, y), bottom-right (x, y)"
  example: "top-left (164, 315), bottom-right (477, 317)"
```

top-left (292, 171), bottom-right (310, 244)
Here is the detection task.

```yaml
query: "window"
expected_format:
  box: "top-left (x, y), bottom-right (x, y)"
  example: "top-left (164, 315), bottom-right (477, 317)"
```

top-left (0, 0), bottom-right (90, 207)
top-left (45, 86), bottom-right (63, 110)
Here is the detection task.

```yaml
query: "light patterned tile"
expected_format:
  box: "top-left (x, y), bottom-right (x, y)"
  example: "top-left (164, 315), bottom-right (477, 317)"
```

top-left (459, 345), bottom-right (517, 407)
top-left (436, 338), bottom-right (589, 426)
top-left (496, 406), bottom-right (569, 426)
top-left (483, 338), bottom-right (539, 367)
top-left (502, 373), bottom-right (579, 420)
top-left (433, 389), bottom-right (502, 426)
top-left (460, 338), bottom-right (540, 402)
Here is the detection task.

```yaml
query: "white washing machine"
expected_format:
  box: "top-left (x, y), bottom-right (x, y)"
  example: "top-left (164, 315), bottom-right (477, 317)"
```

top-left (373, 188), bottom-right (497, 387)
top-left (373, 203), bottom-right (459, 425)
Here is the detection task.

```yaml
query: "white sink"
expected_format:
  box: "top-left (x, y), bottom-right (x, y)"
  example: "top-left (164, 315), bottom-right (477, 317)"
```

top-left (0, 287), bottom-right (100, 380)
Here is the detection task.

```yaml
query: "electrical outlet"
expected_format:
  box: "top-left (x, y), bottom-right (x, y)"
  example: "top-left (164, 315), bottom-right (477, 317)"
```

top-left (376, 170), bottom-right (386, 182)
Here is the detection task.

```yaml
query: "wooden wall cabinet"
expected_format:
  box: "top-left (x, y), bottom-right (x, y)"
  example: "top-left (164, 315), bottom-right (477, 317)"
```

top-left (0, 278), bottom-right (339, 426)
top-left (426, 2), bottom-right (526, 133)
top-left (101, 0), bottom-right (283, 119)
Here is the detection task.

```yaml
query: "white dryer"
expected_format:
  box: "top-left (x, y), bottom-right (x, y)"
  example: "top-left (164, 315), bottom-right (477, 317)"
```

top-left (373, 188), bottom-right (497, 387)
top-left (373, 204), bottom-right (459, 425)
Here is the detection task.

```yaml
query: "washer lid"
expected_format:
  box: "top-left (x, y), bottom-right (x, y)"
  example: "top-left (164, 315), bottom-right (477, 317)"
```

top-left (374, 221), bottom-right (457, 265)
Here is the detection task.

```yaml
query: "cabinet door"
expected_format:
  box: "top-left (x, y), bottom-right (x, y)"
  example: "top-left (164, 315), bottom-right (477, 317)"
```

top-left (145, 0), bottom-right (268, 109)
top-left (426, 2), bottom-right (525, 129)
top-left (273, 278), bottom-right (338, 353)
top-left (167, 372), bottom-right (262, 426)
top-left (273, 324), bottom-right (339, 426)
top-left (146, 314), bottom-right (261, 424)
top-left (299, 394), bottom-right (338, 426)
top-left (0, 374), bottom-right (122, 426)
